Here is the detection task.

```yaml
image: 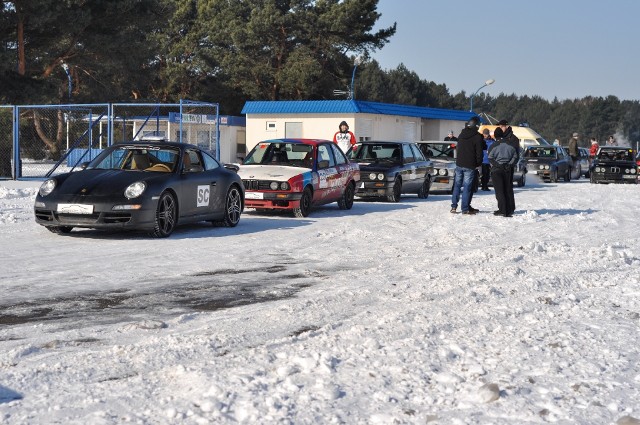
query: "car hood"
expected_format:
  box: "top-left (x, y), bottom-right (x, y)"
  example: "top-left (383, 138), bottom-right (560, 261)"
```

top-left (430, 158), bottom-right (455, 168)
top-left (237, 164), bottom-right (308, 181)
top-left (525, 158), bottom-right (559, 164)
top-left (353, 161), bottom-right (401, 172)
top-left (55, 169), bottom-right (164, 196)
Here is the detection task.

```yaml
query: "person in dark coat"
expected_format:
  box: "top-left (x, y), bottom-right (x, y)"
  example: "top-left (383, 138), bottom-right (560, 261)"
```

top-left (450, 117), bottom-right (483, 215)
top-left (489, 125), bottom-right (519, 217)
top-left (480, 128), bottom-right (494, 190)
top-left (444, 130), bottom-right (458, 141)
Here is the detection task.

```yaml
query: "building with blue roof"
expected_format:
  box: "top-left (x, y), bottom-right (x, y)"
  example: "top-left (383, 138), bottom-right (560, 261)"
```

top-left (241, 100), bottom-right (477, 153)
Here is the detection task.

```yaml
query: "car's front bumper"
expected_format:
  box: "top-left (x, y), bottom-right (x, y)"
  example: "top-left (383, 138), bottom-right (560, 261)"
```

top-left (430, 176), bottom-right (454, 192)
top-left (355, 180), bottom-right (393, 197)
top-left (591, 174), bottom-right (638, 184)
top-left (34, 197), bottom-right (158, 230)
top-left (244, 191), bottom-right (303, 210)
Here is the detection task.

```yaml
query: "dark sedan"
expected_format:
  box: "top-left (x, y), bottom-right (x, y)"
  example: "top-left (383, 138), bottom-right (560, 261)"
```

top-left (590, 146), bottom-right (638, 184)
top-left (34, 141), bottom-right (244, 237)
top-left (347, 141), bottom-right (433, 202)
top-left (524, 146), bottom-right (572, 182)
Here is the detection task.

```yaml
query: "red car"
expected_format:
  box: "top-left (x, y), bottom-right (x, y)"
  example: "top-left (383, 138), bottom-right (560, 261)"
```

top-left (238, 139), bottom-right (360, 217)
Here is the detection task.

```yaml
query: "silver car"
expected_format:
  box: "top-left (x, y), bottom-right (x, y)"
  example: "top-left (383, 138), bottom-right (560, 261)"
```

top-left (415, 141), bottom-right (457, 193)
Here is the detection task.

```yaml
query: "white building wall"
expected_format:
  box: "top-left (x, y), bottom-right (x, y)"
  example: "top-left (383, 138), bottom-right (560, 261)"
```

top-left (421, 119), bottom-right (466, 141)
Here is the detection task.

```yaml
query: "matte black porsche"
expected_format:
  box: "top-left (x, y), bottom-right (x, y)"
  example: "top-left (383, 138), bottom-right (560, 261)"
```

top-left (34, 141), bottom-right (244, 237)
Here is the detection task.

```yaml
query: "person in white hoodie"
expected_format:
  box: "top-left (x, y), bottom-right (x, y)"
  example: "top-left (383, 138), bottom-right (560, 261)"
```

top-left (333, 121), bottom-right (356, 153)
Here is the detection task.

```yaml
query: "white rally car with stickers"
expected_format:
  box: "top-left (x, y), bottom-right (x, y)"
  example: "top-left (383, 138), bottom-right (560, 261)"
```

top-left (238, 139), bottom-right (360, 217)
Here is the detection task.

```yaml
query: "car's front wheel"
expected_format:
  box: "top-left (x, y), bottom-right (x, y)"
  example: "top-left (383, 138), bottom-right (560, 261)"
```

top-left (564, 167), bottom-right (571, 182)
top-left (214, 185), bottom-right (243, 227)
top-left (517, 173), bottom-right (526, 187)
top-left (338, 182), bottom-right (355, 210)
top-left (150, 191), bottom-right (177, 238)
top-left (293, 187), bottom-right (313, 218)
top-left (387, 178), bottom-right (402, 202)
top-left (47, 226), bottom-right (73, 234)
top-left (417, 176), bottom-right (431, 199)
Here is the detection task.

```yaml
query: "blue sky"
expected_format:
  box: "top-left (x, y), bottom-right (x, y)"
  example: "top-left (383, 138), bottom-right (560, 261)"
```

top-left (371, 0), bottom-right (640, 101)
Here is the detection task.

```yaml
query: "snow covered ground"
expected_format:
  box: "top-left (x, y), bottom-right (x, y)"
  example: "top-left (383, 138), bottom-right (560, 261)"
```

top-left (1, 177), bottom-right (639, 424)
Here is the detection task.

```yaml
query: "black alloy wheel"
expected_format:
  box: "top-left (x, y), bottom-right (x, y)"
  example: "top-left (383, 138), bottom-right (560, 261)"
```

top-left (150, 191), bottom-right (177, 237)
top-left (214, 185), bottom-right (243, 227)
top-left (417, 176), bottom-right (431, 199)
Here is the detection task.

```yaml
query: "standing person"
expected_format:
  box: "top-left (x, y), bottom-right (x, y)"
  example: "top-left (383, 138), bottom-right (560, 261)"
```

top-left (607, 135), bottom-right (617, 146)
top-left (333, 121), bottom-right (356, 153)
top-left (450, 117), bottom-right (483, 215)
top-left (589, 137), bottom-right (599, 166)
top-left (568, 132), bottom-right (579, 166)
top-left (480, 128), bottom-right (494, 191)
top-left (444, 131), bottom-right (458, 141)
top-left (496, 120), bottom-right (520, 214)
top-left (488, 126), bottom-right (518, 217)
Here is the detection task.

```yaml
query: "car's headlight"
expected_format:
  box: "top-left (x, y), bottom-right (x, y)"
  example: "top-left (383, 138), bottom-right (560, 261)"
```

top-left (39, 179), bottom-right (56, 197)
top-left (280, 182), bottom-right (290, 190)
top-left (377, 173), bottom-right (385, 181)
top-left (270, 181), bottom-right (279, 190)
top-left (369, 173), bottom-right (377, 180)
top-left (124, 181), bottom-right (146, 199)
top-left (538, 165), bottom-right (544, 170)
top-left (438, 169), bottom-right (447, 176)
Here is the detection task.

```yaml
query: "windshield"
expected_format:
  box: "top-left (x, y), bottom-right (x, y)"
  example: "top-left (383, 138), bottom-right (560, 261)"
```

top-left (417, 142), bottom-right (455, 159)
top-left (597, 149), bottom-right (634, 161)
top-left (348, 143), bottom-right (402, 163)
top-left (243, 142), bottom-right (314, 168)
top-left (525, 147), bottom-right (557, 158)
top-left (89, 146), bottom-right (179, 172)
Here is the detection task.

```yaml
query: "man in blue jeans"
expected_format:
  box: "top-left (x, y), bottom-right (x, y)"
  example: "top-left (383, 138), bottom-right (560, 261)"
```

top-left (450, 116), bottom-right (484, 215)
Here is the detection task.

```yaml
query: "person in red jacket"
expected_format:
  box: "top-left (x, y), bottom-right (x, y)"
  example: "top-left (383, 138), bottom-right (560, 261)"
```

top-left (589, 137), bottom-right (599, 166)
top-left (333, 121), bottom-right (356, 153)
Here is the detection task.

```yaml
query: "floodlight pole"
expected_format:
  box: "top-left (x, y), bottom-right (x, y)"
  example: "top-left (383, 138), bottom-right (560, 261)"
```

top-left (349, 56), bottom-right (363, 100)
top-left (469, 78), bottom-right (495, 112)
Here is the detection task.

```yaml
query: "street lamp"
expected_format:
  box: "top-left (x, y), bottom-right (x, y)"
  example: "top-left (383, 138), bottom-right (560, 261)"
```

top-left (349, 56), bottom-right (363, 100)
top-left (469, 78), bottom-right (495, 112)
top-left (61, 62), bottom-right (72, 101)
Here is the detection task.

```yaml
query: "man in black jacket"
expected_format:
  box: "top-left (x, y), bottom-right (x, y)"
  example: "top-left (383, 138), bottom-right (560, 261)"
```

top-left (450, 117), bottom-right (484, 215)
top-left (490, 120), bottom-right (521, 216)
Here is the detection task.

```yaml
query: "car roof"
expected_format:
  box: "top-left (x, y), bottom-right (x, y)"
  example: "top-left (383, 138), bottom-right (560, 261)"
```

top-left (416, 140), bottom-right (457, 144)
top-left (259, 138), bottom-right (332, 146)
top-left (356, 140), bottom-right (414, 145)
top-left (113, 141), bottom-right (199, 150)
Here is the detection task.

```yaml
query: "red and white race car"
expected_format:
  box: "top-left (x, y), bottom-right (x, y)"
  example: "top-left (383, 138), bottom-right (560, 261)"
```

top-left (238, 139), bottom-right (360, 217)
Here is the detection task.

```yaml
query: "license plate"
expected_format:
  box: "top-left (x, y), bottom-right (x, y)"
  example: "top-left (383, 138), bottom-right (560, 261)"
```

top-left (623, 175), bottom-right (635, 179)
top-left (245, 192), bottom-right (264, 200)
top-left (57, 203), bottom-right (94, 214)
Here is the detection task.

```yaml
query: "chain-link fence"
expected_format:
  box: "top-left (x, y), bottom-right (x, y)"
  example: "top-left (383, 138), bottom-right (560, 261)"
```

top-left (16, 104), bottom-right (109, 178)
top-left (10, 100), bottom-right (219, 179)
top-left (0, 106), bottom-right (14, 179)
top-left (111, 101), bottom-right (219, 155)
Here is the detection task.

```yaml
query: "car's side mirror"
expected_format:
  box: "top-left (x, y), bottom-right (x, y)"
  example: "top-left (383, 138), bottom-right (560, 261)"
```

top-left (223, 163), bottom-right (239, 173)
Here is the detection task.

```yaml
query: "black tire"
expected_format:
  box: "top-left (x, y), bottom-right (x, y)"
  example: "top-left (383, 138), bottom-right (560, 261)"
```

top-left (338, 182), bottom-right (355, 210)
top-left (47, 226), bottom-right (73, 234)
top-left (150, 191), bottom-right (177, 238)
top-left (387, 178), bottom-right (402, 202)
top-left (214, 185), bottom-right (243, 227)
top-left (293, 187), bottom-right (313, 217)
top-left (417, 176), bottom-right (431, 199)
top-left (564, 168), bottom-right (571, 182)
top-left (517, 173), bottom-right (526, 187)
top-left (552, 170), bottom-right (559, 183)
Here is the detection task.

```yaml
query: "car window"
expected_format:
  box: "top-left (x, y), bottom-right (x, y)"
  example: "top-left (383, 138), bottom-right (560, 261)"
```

top-left (184, 149), bottom-right (204, 172)
top-left (317, 144), bottom-right (336, 169)
top-left (330, 143), bottom-right (347, 165)
top-left (201, 151), bottom-right (220, 170)
top-left (418, 142), bottom-right (455, 159)
top-left (402, 144), bottom-right (414, 163)
top-left (90, 146), bottom-right (179, 172)
top-left (411, 144), bottom-right (426, 162)
top-left (349, 143), bottom-right (402, 164)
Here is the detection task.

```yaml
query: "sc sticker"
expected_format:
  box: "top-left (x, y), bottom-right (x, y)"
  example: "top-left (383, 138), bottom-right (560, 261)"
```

top-left (197, 185), bottom-right (210, 207)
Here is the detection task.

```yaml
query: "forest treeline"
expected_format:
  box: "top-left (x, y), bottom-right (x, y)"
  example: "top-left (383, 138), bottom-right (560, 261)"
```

top-left (1, 0), bottom-right (639, 146)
